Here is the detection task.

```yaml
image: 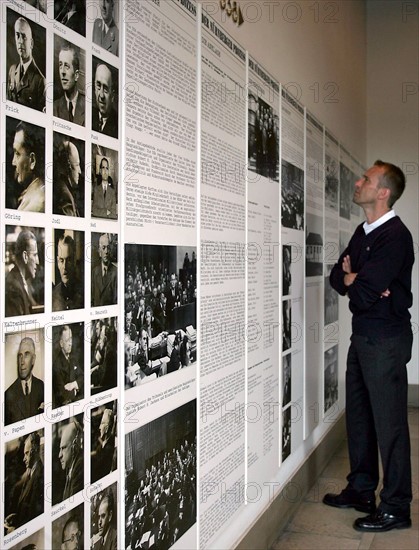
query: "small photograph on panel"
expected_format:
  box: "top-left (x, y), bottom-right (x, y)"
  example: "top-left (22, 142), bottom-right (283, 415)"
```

top-left (52, 414), bottom-right (84, 506)
top-left (125, 400), bottom-right (197, 550)
top-left (282, 299), bottom-right (291, 352)
top-left (281, 160), bottom-right (304, 230)
top-left (5, 116), bottom-right (45, 212)
top-left (6, 8), bottom-right (46, 112)
top-left (339, 162), bottom-right (352, 221)
top-left (9, 528), bottom-right (44, 549)
top-left (91, 233), bottom-right (118, 308)
top-left (91, 144), bottom-right (119, 220)
top-left (248, 93), bottom-right (279, 181)
top-left (90, 317), bottom-right (118, 395)
top-left (4, 429), bottom-right (44, 532)
top-left (90, 482), bottom-right (118, 549)
top-left (52, 229), bottom-right (85, 312)
top-left (124, 245), bottom-right (197, 389)
top-left (325, 154), bottom-right (338, 212)
top-left (53, 36), bottom-right (86, 127)
top-left (324, 265), bottom-right (338, 325)
top-left (305, 212), bottom-right (323, 277)
top-left (282, 244), bottom-right (292, 296)
top-left (92, 57), bottom-right (119, 139)
top-left (324, 345), bottom-right (338, 413)
top-left (54, 0), bottom-right (86, 37)
top-left (4, 328), bottom-right (44, 426)
top-left (53, 132), bottom-right (85, 217)
top-left (282, 407), bottom-right (291, 462)
top-left (91, 0), bottom-right (120, 56)
top-left (282, 353), bottom-right (291, 408)
top-left (5, 225), bottom-right (45, 317)
top-left (52, 322), bottom-right (85, 409)
top-left (90, 401), bottom-right (117, 484)
top-left (23, 1), bottom-right (47, 13)
top-left (52, 504), bottom-right (84, 550)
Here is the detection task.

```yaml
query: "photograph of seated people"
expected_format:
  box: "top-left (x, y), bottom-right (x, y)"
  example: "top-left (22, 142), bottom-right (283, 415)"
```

top-left (125, 400), bottom-right (196, 550)
top-left (53, 133), bottom-right (85, 217)
top-left (91, 317), bottom-right (118, 395)
top-left (124, 245), bottom-right (197, 389)
top-left (51, 504), bottom-right (83, 550)
top-left (52, 322), bottom-right (84, 409)
top-left (91, 147), bottom-right (118, 220)
top-left (55, 0), bottom-right (85, 37)
top-left (91, 401), bottom-right (117, 484)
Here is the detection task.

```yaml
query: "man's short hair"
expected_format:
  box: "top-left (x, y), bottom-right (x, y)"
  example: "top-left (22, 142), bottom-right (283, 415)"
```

top-left (15, 121), bottom-right (45, 176)
top-left (101, 490), bottom-right (114, 515)
top-left (55, 140), bottom-right (75, 178)
top-left (15, 230), bottom-right (37, 259)
top-left (374, 160), bottom-right (406, 207)
top-left (59, 43), bottom-right (80, 72)
top-left (62, 516), bottom-right (80, 543)
top-left (25, 431), bottom-right (41, 456)
top-left (100, 157), bottom-right (109, 169)
top-left (57, 233), bottom-right (75, 254)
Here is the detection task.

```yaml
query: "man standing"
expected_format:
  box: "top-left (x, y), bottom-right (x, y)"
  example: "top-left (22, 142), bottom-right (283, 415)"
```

top-left (5, 337), bottom-right (44, 425)
top-left (53, 325), bottom-right (84, 408)
top-left (8, 17), bottom-right (45, 111)
top-left (52, 233), bottom-right (84, 311)
top-left (91, 493), bottom-right (117, 550)
top-left (91, 234), bottom-right (118, 307)
top-left (9, 121), bottom-right (45, 212)
top-left (53, 139), bottom-right (82, 217)
top-left (93, 0), bottom-right (119, 56)
top-left (92, 63), bottom-right (118, 138)
top-left (5, 230), bottom-right (40, 317)
top-left (53, 43), bottom-right (85, 126)
top-left (323, 161), bottom-right (414, 532)
top-left (92, 157), bottom-right (117, 219)
top-left (59, 420), bottom-right (83, 501)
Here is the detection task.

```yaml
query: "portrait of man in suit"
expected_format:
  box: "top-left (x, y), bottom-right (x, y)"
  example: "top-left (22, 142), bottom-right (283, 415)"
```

top-left (4, 334), bottom-right (44, 426)
top-left (91, 233), bottom-right (118, 307)
top-left (7, 12), bottom-right (46, 112)
top-left (51, 504), bottom-right (83, 550)
top-left (92, 59), bottom-right (118, 138)
top-left (58, 419), bottom-right (83, 502)
top-left (91, 405), bottom-right (117, 484)
top-left (55, 0), bottom-right (86, 36)
top-left (53, 134), bottom-right (85, 217)
top-left (91, 487), bottom-right (117, 550)
top-left (52, 231), bottom-right (84, 312)
top-left (92, 0), bottom-right (119, 56)
top-left (92, 156), bottom-right (117, 219)
top-left (53, 39), bottom-right (85, 127)
top-left (52, 323), bottom-right (84, 408)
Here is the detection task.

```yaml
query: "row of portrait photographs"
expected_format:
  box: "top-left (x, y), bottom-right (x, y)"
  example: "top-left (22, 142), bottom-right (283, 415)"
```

top-left (125, 400), bottom-right (197, 550)
top-left (7, 482), bottom-right (118, 549)
top-left (5, 117), bottom-right (119, 219)
top-left (124, 245), bottom-right (197, 390)
top-left (4, 405), bottom-right (117, 533)
top-left (4, 226), bottom-right (118, 317)
top-left (6, 8), bottom-right (119, 129)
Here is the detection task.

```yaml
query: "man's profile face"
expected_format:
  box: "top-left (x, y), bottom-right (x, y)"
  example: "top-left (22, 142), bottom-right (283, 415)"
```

top-left (17, 339), bottom-right (36, 381)
top-left (23, 437), bottom-right (35, 469)
top-left (59, 49), bottom-right (79, 95)
top-left (353, 165), bottom-right (386, 207)
top-left (24, 238), bottom-right (39, 280)
top-left (12, 129), bottom-right (33, 186)
top-left (97, 499), bottom-right (112, 536)
top-left (57, 241), bottom-right (75, 285)
top-left (15, 19), bottom-right (33, 64)
top-left (100, 159), bottom-right (109, 182)
top-left (94, 65), bottom-right (114, 117)
top-left (100, 0), bottom-right (114, 25)
top-left (60, 328), bottom-right (73, 356)
top-left (61, 520), bottom-right (80, 550)
top-left (98, 235), bottom-right (110, 266)
top-left (59, 424), bottom-right (74, 471)
top-left (67, 143), bottom-right (81, 188)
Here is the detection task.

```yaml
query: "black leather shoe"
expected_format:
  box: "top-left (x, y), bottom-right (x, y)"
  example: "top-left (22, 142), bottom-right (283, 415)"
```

top-left (354, 510), bottom-right (411, 532)
top-left (323, 487), bottom-right (376, 513)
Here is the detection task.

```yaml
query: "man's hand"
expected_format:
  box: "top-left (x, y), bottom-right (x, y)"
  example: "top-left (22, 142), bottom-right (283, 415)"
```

top-left (342, 255), bottom-right (357, 286)
top-left (381, 289), bottom-right (391, 298)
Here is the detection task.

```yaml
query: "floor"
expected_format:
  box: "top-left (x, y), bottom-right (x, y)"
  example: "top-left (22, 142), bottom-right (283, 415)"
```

top-left (270, 408), bottom-right (419, 549)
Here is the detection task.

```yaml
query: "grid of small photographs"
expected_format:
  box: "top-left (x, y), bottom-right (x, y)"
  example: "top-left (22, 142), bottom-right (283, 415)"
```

top-left (1, 1), bottom-right (121, 548)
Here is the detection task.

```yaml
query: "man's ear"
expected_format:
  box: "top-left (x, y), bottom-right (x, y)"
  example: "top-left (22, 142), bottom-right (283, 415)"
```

top-left (29, 151), bottom-right (36, 171)
top-left (75, 69), bottom-right (79, 82)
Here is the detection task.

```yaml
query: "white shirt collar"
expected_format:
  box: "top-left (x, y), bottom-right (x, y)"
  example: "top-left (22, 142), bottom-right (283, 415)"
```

top-left (363, 210), bottom-right (396, 235)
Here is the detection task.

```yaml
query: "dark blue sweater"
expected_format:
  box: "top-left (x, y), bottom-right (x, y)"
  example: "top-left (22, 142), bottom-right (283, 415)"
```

top-left (330, 216), bottom-right (414, 337)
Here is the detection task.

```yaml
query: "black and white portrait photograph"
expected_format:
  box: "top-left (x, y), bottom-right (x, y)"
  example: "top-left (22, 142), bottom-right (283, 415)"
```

top-left (52, 415), bottom-right (84, 506)
top-left (23, 1), bottom-right (47, 13)
top-left (5, 116), bottom-right (45, 212)
top-left (124, 245), bottom-right (197, 389)
top-left (91, 144), bottom-right (118, 220)
top-left (52, 229), bottom-right (85, 312)
top-left (52, 504), bottom-right (84, 550)
top-left (282, 299), bottom-right (291, 352)
top-left (125, 400), bottom-right (197, 550)
top-left (324, 264), bottom-right (338, 325)
top-left (339, 161), bottom-right (352, 220)
top-left (305, 212), bottom-right (323, 277)
top-left (324, 345), bottom-right (338, 413)
top-left (92, 57), bottom-right (119, 139)
top-left (282, 244), bottom-right (292, 296)
top-left (4, 429), bottom-right (44, 532)
top-left (4, 328), bottom-right (44, 426)
top-left (248, 93), bottom-right (279, 181)
top-left (282, 407), bottom-right (291, 462)
top-left (325, 153), bottom-right (338, 212)
top-left (52, 322), bottom-right (84, 409)
top-left (5, 225), bottom-right (45, 317)
top-left (53, 132), bottom-right (85, 217)
top-left (55, 0), bottom-right (86, 37)
top-left (282, 353), bottom-right (291, 408)
top-left (91, 0), bottom-right (120, 56)
top-left (91, 401), bottom-right (118, 484)
top-left (6, 8), bottom-right (46, 112)
top-left (91, 317), bottom-right (118, 395)
top-left (9, 528), bottom-right (44, 550)
top-left (90, 483), bottom-right (118, 550)
top-left (53, 36), bottom-right (86, 127)
top-left (91, 233), bottom-right (118, 308)
top-left (281, 159), bottom-right (304, 230)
